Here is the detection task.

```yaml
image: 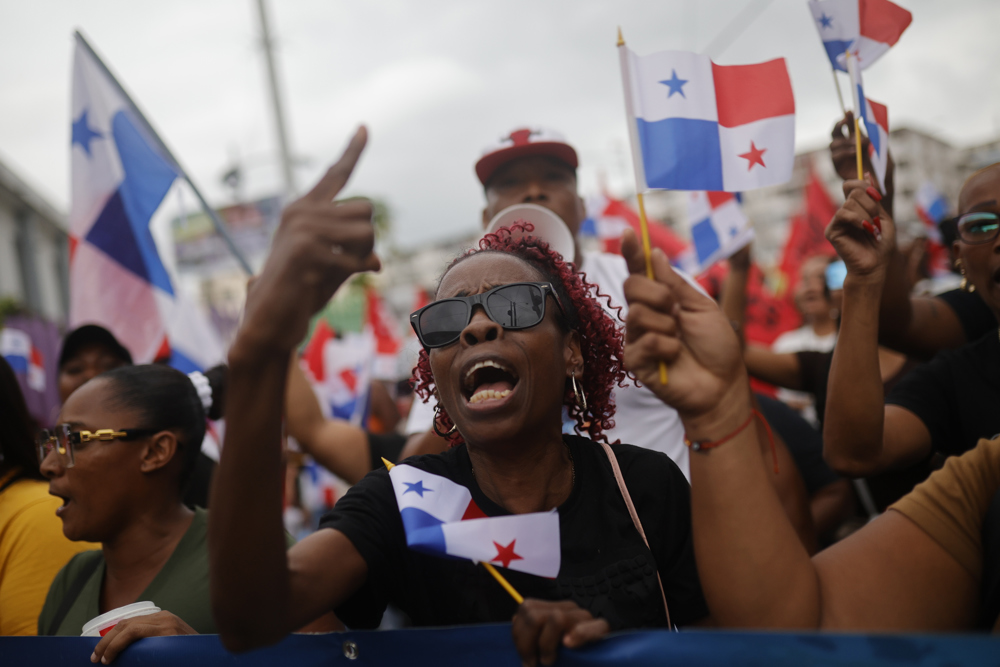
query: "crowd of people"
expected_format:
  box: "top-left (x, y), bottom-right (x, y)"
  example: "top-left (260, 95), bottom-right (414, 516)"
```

top-left (1, 110), bottom-right (999, 666)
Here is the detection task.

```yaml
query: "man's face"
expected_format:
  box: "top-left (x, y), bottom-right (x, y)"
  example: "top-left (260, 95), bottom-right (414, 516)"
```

top-left (58, 343), bottom-right (129, 403)
top-left (482, 156), bottom-right (586, 238)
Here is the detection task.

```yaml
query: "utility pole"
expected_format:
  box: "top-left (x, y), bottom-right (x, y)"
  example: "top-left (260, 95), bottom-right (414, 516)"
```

top-left (254, 0), bottom-right (296, 199)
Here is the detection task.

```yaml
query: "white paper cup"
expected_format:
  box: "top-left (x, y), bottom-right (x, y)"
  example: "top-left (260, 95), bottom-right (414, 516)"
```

top-left (81, 601), bottom-right (161, 637)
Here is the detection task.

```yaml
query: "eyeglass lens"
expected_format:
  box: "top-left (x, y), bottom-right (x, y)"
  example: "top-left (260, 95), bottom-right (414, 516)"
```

top-left (418, 284), bottom-right (547, 346)
top-left (958, 212), bottom-right (1000, 243)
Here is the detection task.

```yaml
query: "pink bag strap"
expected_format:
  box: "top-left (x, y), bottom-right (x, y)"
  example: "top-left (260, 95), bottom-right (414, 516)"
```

top-left (599, 441), bottom-right (672, 629)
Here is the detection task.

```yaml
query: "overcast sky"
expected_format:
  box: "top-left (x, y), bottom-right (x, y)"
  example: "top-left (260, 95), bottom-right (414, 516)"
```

top-left (2, 0), bottom-right (998, 248)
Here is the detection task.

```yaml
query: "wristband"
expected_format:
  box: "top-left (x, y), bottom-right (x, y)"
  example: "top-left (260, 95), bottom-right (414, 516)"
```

top-left (684, 409), bottom-right (778, 474)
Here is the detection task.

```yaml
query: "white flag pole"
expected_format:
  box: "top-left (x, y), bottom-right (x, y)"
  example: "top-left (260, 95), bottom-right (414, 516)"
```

top-left (616, 28), bottom-right (668, 386)
top-left (74, 30), bottom-right (254, 276)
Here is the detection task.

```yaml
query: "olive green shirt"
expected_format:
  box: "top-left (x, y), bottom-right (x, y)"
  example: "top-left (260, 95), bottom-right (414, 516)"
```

top-left (37, 508), bottom-right (215, 636)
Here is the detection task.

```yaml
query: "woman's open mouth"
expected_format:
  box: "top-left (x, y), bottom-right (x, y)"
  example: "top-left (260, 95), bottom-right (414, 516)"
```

top-left (462, 359), bottom-right (519, 406)
top-left (51, 491), bottom-right (71, 517)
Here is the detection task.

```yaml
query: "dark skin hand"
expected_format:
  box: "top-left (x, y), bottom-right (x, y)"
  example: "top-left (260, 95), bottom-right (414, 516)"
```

top-left (91, 611), bottom-right (195, 664)
top-left (512, 600), bottom-right (610, 667)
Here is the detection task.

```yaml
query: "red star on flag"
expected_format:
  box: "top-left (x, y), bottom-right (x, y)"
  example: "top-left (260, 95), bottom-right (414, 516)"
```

top-left (491, 539), bottom-right (524, 569)
top-left (739, 141), bottom-right (767, 171)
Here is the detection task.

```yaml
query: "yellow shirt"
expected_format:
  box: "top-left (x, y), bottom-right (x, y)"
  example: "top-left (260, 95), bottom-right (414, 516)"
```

top-left (0, 469), bottom-right (98, 635)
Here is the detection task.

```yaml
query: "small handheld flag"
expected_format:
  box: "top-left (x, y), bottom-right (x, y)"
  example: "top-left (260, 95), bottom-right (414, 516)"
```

top-left (809, 0), bottom-right (912, 72)
top-left (846, 51), bottom-right (889, 190)
top-left (618, 37), bottom-right (795, 193)
top-left (382, 459), bottom-right (560, 604)
top-left (685, 192), bottom-right (753, 273)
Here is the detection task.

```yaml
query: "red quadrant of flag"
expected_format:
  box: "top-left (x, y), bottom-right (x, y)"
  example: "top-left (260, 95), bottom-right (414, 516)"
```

top-left (712, 59), bottom-right (795, 128)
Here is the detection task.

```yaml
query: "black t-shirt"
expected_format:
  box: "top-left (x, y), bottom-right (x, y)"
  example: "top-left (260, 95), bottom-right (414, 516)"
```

top-left (755, 393), bottom-right (838, 495)
top-left (886, 330), bottom-right (1000, 455)
top-left (939, 289), bottom-right (998, 343)
top-left (318, 434), bottom-right (707, 630)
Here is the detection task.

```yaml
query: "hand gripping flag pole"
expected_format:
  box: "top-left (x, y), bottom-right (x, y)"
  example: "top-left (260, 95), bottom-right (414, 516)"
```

top-left (74, 30), bottom-right (253, 276)
top-left (617, 27), bottom-right (668, 386)
top-left (381, 458), bottom-right (525, 605)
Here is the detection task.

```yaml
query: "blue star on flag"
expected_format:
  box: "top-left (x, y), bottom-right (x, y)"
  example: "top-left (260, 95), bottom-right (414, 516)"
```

top-left (403, 480), bottom-right (432, 497)
top-left (72, 109), bottom-right (103, 157)
top-left (659, 69), bottom-right (688, 98)
top-left (818, 13), bottom-right (833, 29)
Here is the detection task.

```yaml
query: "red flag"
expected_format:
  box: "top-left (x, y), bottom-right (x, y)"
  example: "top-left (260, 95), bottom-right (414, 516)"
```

top-left (744, 264), bottom-right (802, 347)
top-left (778, 168), bottom-right (838, 296)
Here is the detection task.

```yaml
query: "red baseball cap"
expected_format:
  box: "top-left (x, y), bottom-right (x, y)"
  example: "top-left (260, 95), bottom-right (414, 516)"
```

top-left (475, 127), bottom-right (579, 186)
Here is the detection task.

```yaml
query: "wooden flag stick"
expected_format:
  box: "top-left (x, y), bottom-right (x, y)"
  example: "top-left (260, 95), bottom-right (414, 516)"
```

top-left (380, 457), bottom-right (525, 605)
top-left (618, 27), bottom-right (667, 386)
top-left (854, 114), bottom-right (864, 180)
top-left (635, 193), bottom-right (669, 385)
top-left (481, 562), bottom-right (524, 604)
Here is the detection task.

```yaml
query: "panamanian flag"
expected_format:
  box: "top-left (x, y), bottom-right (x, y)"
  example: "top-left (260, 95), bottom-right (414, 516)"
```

top-left (389, 464), bottom-right (561, 577)
top-left (846, 53), bottom-right (889, 192)
top-left (619, 47), bottom-right (795, 193)
top-left (0, 328), bottom-right (45, 392)
top-left (69, 33), bottom-right (222, 371)
top-left (808, 0), bottom-right (912, 72)
top-left (683, 191), bottom-right (753, 273)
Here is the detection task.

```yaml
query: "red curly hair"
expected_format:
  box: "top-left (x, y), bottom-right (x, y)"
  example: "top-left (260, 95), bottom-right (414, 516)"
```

top-left (412, 222), bottom-right (628, 446)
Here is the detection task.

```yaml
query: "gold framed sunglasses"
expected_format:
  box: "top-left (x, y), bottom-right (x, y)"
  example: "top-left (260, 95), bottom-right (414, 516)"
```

top-left (36, 424), bottom-right (160, 468)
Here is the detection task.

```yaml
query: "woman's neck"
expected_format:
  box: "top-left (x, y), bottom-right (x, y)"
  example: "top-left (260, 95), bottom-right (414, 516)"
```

top-left (467, 432), bottom-right (574, 515)
top-left (99, 502), bottom-right (194, 613)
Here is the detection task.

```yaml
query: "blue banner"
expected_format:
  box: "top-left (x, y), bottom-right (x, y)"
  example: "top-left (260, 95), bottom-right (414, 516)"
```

top-left (3, 625), bottom-right (998, 666)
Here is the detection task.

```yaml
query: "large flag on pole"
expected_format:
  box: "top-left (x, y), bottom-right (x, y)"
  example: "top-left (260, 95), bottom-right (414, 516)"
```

top-left (618, 46), bottom-right (795, 193)
top-left (808, 0), bottom-right (912, 72)
top-left (70, 33), bottom-right (222, 370)
top-left (389, 464), bottom-right (561, 577)
top-left (845, 53), bottom-right (889, 191)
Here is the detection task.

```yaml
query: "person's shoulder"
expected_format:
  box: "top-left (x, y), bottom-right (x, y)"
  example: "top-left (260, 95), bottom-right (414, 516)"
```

top-left (2, 478), bottom-right (57, 522)
top-left (566, 435), bottom-right (686, 485)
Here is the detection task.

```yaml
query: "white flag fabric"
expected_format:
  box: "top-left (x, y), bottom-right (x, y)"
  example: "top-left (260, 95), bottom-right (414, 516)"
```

top-left (389, 464), bottom-right (561, 578)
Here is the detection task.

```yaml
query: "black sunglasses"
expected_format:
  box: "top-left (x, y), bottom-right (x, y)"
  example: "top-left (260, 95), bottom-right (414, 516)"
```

top-left (410, 282), bottom-right (564, 349)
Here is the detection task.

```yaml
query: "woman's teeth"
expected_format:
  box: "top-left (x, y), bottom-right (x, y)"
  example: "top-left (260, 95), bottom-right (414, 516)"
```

top-left (469, 389), bottom-right (511, 404)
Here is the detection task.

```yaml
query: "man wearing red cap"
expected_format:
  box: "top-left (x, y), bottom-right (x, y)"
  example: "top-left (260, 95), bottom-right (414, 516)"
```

top-left (404, 127), bottom-right (694, 478)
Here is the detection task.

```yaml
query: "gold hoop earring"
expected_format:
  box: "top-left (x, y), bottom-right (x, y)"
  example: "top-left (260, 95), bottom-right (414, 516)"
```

top-left (432, 405), bottom-right (457, 437)
top-left (571, 371), bottom-right (587, 412)
top-left (957, 260), bottom-right (975, 293)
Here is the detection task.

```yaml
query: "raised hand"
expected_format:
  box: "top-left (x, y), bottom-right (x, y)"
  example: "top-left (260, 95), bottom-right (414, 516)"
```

top-left (511, 599), bottom-right (610, 667)
top-left (241, 127), bottom-right (380, 353)
top-left (825, 177), bottom-right (895, 283)
top-left (620, 229), bottom-right (751, 440)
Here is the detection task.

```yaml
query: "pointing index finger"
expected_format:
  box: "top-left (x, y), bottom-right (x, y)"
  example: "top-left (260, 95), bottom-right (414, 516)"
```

top-left (305, 126), bottom-right (368, 203)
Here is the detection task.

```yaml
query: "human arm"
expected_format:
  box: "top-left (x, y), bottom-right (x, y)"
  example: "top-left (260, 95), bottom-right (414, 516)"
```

top-left (209, 128), bottom-right (381, 650)
top-left (285, 357), bottom-right (370, 485)
top-left (822, 179), bottom-right (933, 477)
top-left (619, 229), bottom-right (977, 630)
top-left (743, 346), bottom-right (803, 390)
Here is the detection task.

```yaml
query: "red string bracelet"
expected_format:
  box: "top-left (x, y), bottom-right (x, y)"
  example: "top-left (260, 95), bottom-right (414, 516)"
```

top-left (684, 409), bottom-right (779, 474)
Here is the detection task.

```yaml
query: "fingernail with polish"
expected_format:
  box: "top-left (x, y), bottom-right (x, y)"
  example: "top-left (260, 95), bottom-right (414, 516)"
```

top-left (866, 186), bottom-right (882, 202)
top-left (873, 216), bottom-right (882, 232)
top-left (862, 221), bottom-right (876, 237)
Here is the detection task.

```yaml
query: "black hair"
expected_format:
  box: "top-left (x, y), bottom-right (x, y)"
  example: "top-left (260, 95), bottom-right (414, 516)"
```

top-left (0, 357), bottom-right (42, 480)
top-left (98, 365), bottom-right (206, 492)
